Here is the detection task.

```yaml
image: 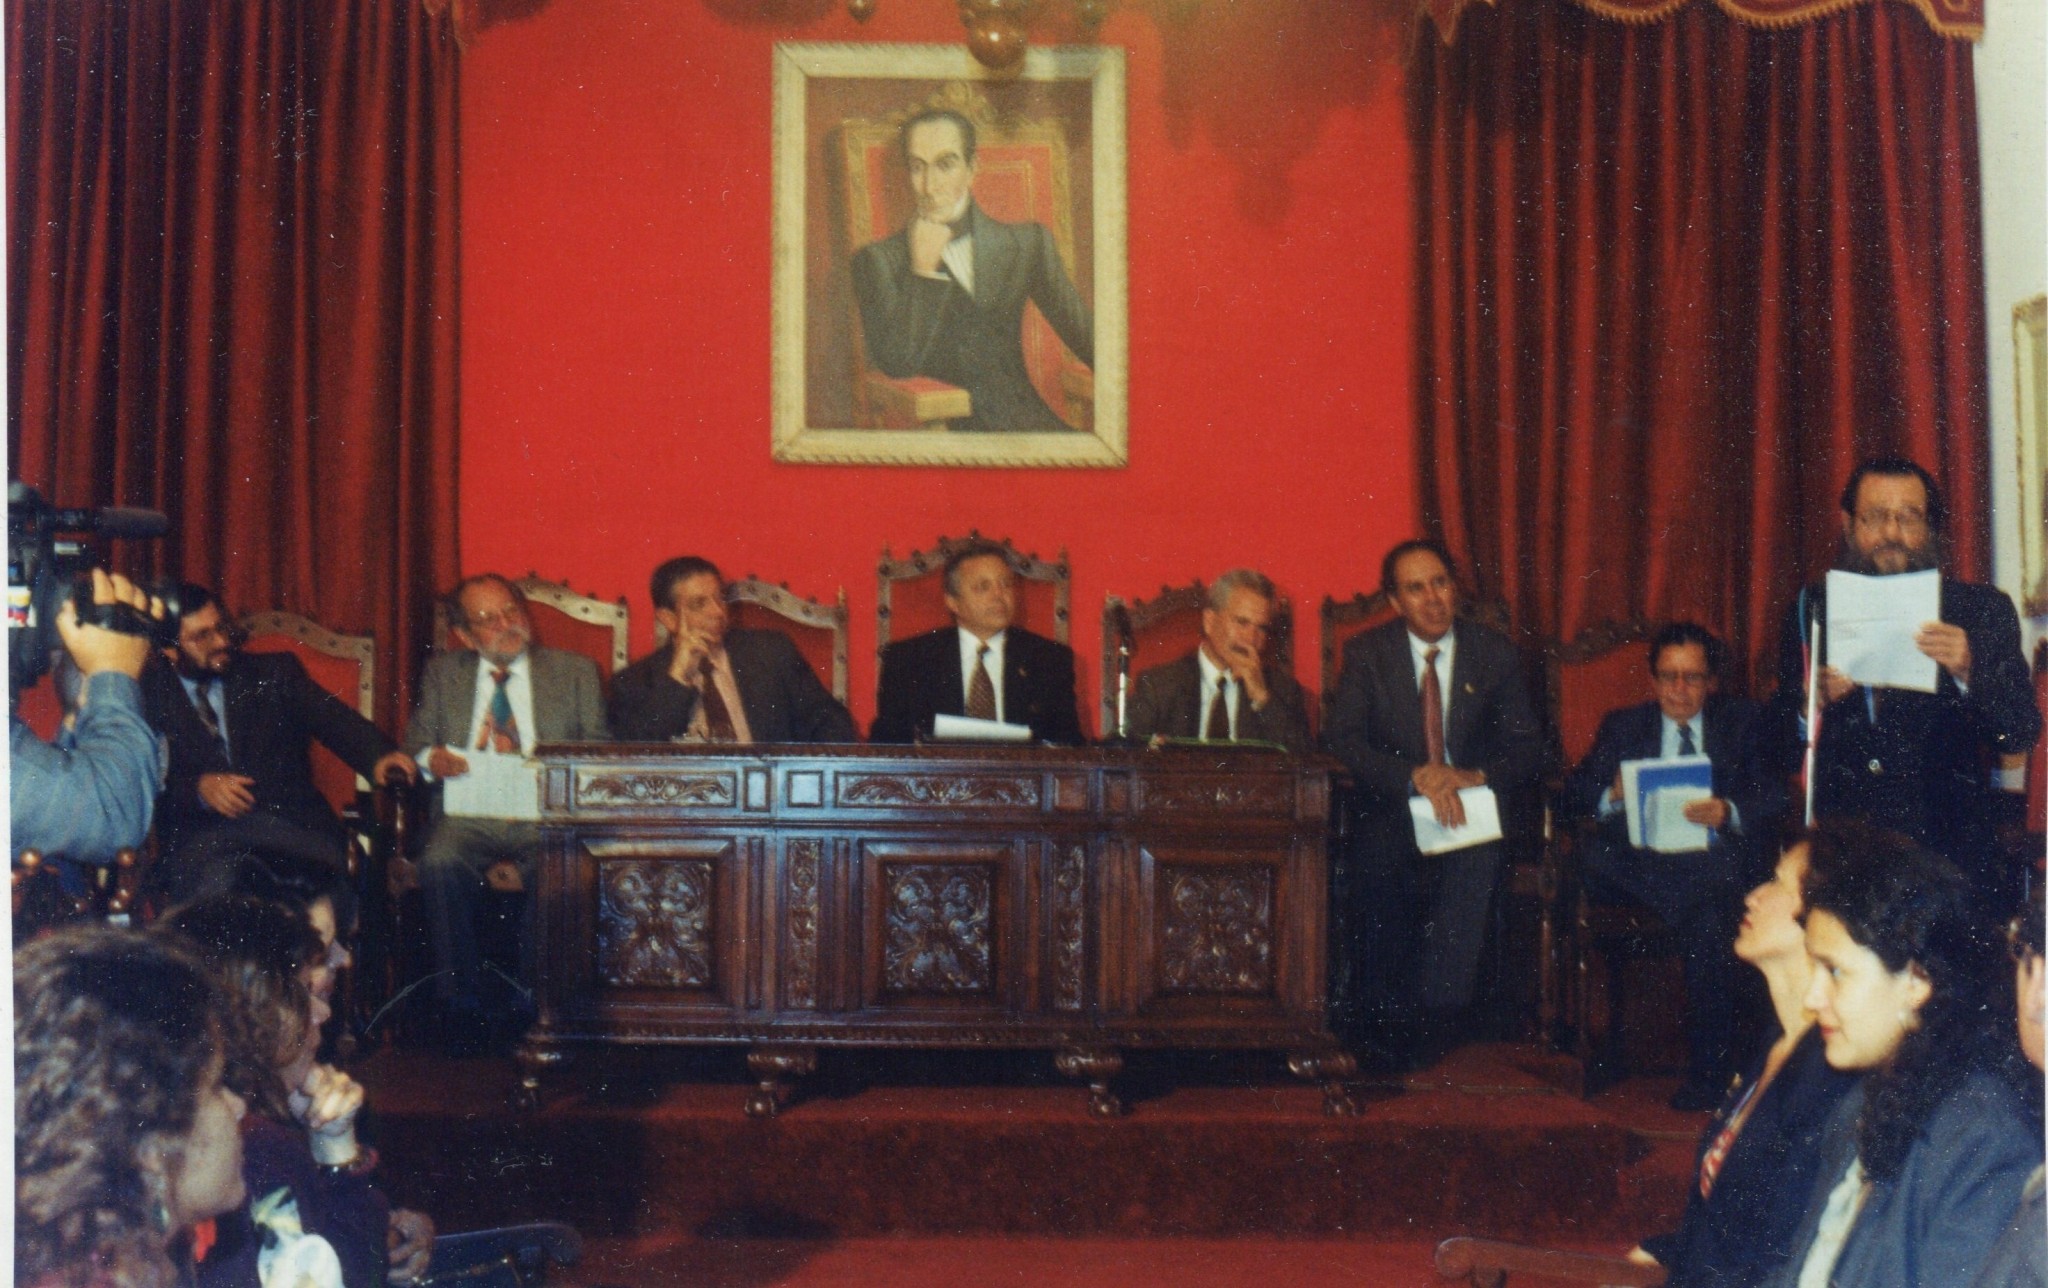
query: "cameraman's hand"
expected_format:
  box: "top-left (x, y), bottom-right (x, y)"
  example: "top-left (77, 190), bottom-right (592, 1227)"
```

top-left (198, 772), bottom-right (257, 818)
top-left (55, 569), bottom-right (156, 679)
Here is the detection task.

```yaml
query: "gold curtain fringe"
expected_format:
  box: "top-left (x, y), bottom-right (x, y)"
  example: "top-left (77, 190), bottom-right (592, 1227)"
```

top-left (1421, 0), bottom-right (1979, 45)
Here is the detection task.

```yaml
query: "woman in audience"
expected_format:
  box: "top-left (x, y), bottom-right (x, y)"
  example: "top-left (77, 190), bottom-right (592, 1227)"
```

top-left (16, 925), bottom-right (248, 1288)
top-left (1626, 827), bottom-right (1861, 1287)
top-left (1767, 833), bottom-right (2039, 1288)
top-left (163, 896), bottom-right (432, 1288)
top-left (1974, 883), bottom-right (2047, 1287)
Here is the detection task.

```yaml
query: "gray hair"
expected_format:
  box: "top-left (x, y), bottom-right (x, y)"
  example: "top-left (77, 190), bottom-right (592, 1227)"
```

top-left (1207, 569), bottom-right (1276, 612)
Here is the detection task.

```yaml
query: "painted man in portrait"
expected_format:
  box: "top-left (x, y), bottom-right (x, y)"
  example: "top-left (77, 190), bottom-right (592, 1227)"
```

top-left (850, 107), bottom-right (1093, 432)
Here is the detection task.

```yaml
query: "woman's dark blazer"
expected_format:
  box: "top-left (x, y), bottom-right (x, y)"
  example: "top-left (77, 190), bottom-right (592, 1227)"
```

top-left (1640, 1025), bottom-right (1859, 1288)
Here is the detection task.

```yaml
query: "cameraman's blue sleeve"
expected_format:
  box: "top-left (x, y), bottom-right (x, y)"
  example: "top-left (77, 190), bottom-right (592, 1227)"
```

top-left (10, 672), bottom-right (164, 862)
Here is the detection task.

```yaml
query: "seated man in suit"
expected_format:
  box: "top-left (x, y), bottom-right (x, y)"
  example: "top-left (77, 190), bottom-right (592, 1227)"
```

top-left (1324, 539), bottom-right (1543, 1064)
top-left (141, 583), bottom-right (416, 905)
top-left (404, 573), bottom-right (609, 1050)
top-left (608, 556), bottom-right (856, 744)
top-left (871, 540), bottom-right (1085, 745)
top-left (1561, 621), bottom-right (1783, 1109)
top-left (1125, 569), bottom-right (1311, 753)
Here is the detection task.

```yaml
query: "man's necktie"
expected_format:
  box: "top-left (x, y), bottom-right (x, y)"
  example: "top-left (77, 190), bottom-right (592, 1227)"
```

top-left (192, 681), bottom-right (230, 763)
top-left (478, 667), bottom-right (520, 752)
top-left (697, 656), bottom-right (738, 743)
top-left (1422, 647), bottom-right (1446, 765)
top-left (1205, 676), bottom-right (1231, 741)
top-left (1678, 721), bottom-right (1697, 756)
top-left (966, 644), bottom-right (997, 722)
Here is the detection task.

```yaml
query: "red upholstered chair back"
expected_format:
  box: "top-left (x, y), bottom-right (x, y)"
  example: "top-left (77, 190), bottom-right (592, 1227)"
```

top-left (239, 610), bottom-right (377, 812)
top-left (843, 96), bottom-right (1091, 430)
top-left (1102, 582), bottom-right (1294, 737)
top-left (1546, 622), bottom-right (1657, 770)
top-left (877, 534), bottom-right (1070, 652)
top-left (724, 579), bottom-right (849, 705)
top-left (433, 575), bottom-right (631, 681)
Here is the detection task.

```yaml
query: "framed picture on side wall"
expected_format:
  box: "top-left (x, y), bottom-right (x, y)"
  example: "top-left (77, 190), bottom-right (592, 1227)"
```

top-left (770, 42), bottom-right (1127, 468)
top-left (2017, 294), bottom-right (2047, 615)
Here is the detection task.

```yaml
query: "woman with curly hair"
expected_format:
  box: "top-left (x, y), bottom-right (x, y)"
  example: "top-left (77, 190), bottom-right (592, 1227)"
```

top-left (162, 896), bottom-right (430, 1288)
top-left (1767, 832), bottom-right (2040, 1288)
top-left (16, 925), bottom-right (248, 1288)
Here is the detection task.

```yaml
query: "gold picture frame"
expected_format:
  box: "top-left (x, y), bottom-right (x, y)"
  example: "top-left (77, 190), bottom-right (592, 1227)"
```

top-left (2016, 294), bottom-right (2047, 615)
top-left (771, 42), bottom-right (1127, 468)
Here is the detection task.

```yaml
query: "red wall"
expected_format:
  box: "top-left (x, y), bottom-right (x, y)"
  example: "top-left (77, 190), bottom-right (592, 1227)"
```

top-left (459, 0), bottom-right (1419, 731)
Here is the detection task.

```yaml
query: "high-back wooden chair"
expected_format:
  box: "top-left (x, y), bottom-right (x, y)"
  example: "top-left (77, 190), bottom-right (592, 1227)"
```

top-left (841, 88), bottom-right (1093, 431)
top-left (877, 533), bottom-right (1070, 654)
top-left (1320, 592), bottom-right (1510, 727)
top-left (240, 610), bottom-right (379, 802)
top-left (1545, 618), bottom-right (1682, 1091)
top-left (433, 575), bottom-right (631, 678)
top-left (1101, 582), bottom-right (1295, 739)
top-left (722, 578), bottom-right (852, 706)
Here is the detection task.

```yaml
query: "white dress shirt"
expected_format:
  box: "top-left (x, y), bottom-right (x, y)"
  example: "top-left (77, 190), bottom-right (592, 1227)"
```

top-left (1407, 627), bottom-right (1457, 766)
top-left (462, 651), bottom-right (537, 756)
top-left (1197, 648), bottom-right (1242, 740)
top-left (957, 627), bottom-right (1007, 725)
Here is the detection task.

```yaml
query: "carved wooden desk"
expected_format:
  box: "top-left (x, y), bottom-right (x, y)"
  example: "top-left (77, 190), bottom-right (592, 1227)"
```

top-left (527, 743), bottom-right (1353, 1116)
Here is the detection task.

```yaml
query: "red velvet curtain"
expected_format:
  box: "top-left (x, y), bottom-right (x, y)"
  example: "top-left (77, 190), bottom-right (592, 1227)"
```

top-left (7, 0), bottom-right (460, 729)
top-left (1412, 0), bottom-right (1988, 690)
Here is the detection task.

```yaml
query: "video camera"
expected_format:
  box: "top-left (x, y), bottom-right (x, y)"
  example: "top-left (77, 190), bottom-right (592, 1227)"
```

top-left (7, 482), bottom-right (174, 690)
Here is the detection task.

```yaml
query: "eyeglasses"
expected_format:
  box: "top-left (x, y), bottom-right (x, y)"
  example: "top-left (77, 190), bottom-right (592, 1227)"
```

top-left (1653, 670), bottom-right (1711, 687)
top-left (466, 607), bottom-right (527, 630)
top-left (1853, 507), bottom-right (1929, 534)
top-left (183, 623), bottom-right (232, 644)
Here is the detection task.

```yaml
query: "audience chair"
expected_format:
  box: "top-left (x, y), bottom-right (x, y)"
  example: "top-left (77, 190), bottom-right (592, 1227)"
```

top-left (877, 532), bottom-right (1071, 652)
top-left (724, 578), bottom-right (852, 705)
top-left (1546, 618), bottom-right (1683, 1092)
top-left (12, 848), bottom-right (142, 938)
top-left (1101, 581), bottom-right (1295, 739)
top-left (1434, 1236), bottom-right (1666, 1287)
top-left (840, 92), bottom-right (1094, 431)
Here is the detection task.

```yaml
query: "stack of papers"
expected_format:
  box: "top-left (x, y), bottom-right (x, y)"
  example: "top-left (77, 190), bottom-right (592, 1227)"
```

top-left (1620, 755), bottom-right (1712, 853)
top-left (1409, 786), bottom-right (1503, 855)
top-left (441, 751), bottom-right (541, 821)
top-left (931, 714), bottom-right (1034, 743)
top-left (1824, 568), bottom-right (1940, 692)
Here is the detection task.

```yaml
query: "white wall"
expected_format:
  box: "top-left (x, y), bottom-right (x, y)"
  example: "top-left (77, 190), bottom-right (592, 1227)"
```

top-left (1977, 0), bottom-right (2048, 634)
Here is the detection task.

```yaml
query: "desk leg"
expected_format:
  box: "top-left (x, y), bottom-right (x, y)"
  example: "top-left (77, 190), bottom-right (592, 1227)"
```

top-left (745, 1045), bottom-right (818, 1118)
top-left (1288, 1048), bottom-right (1360, 1116)
top-left (1054, 1046), bottom-right (1125, 1118)
top-left (513, 1039), bottom-right (566, 1111)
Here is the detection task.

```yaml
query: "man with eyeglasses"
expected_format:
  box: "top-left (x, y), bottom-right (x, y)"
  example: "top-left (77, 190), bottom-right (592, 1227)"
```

top-left (404, 573), bottom-right (609, 1052)
top-left (1562, 621), bottom-right (1781, 1109)
top-left (1773, 458), bottom-right (2040, 898)
top-left (141, 583), bottom-right (417, 904)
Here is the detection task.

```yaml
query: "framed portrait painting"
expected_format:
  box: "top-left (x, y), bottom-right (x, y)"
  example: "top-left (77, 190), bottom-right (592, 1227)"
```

top-left (771, 42), bottom-right (1127, 468)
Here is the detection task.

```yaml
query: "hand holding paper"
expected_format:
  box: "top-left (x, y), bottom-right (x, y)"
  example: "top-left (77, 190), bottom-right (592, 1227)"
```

top-left (1409, 786), bottom-right (1502, 854)
top-left (1825, 569), bottom-right (1941, 693)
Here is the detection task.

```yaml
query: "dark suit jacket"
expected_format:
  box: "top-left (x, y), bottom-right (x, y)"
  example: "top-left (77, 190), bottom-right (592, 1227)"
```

top-left (1640, 1026), bottom-right (1859, 1288)
top-left (1772, 577), bottom-right (2040, 862)
top-left (1323, 618), bottom-right (1543, 862)
top-left (143, 651), bottom-right (395, 850)
top-left (607, 627), bottom-right (856, 744)
top-left (1126, 651), bottom-right (1313, 753)
top-left (871, 625), bottom-right (1085, 745)
top-left (851, 202), bottom-right (1092, 432)
top-left (402, 645), bottom-right (609, 756)
top-left (1767, 1070), bottom-right (2038, 1288)
top-left (1562, 694), bottom-right (1784, 888)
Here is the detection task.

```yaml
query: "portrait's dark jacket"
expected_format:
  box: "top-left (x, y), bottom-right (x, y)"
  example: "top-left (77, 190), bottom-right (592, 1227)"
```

top-left (1125, 651), bottom-right (1313, 754)
top-left (1322, 617), bottom-right (1543, 861)
top-left (608, 627), bottom-right (857, 744)
top-left (851, 201), bottom-right (1092, 432)
top-left (143, 651), bottom-right (395, 851)
top-left (870, 625), bottom-right (1085, 745)
top-left (1640, 1026), bottom-right (1860, 1288)
top-left (1561, 694), bottom-right (1784, 883)
top-left (1766, 1069), bottom-right (2039, 1288)
top-left (1771, 576), bottom-right (2040, 862)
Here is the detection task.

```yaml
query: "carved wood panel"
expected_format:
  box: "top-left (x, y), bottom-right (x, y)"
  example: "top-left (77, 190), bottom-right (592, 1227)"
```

top-left (1050, 844), bottom-right (1087, 1011)
top-left (883, 863), bottom-right (995, 994)
top-left (576, 768), bottom-right (737, 809)
top-left (784, 838), bottom-right (823, 1010)
top-left (1156, 864), bottom-right (1274, 994)
top-left (838, 773), bottom-right (1040, 809)
top-left (597, 859), bottom-right (715, 988)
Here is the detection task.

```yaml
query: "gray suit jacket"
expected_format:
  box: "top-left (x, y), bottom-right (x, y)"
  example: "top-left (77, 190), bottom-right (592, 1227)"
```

top-left (1126, 652), bottom-right (1312, 753)
top-left (403, 645), bottom-right (609, 756)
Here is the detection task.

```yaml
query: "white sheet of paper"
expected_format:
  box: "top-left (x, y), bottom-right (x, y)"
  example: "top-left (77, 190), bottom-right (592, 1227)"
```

top-left (1408, 786), bottom-right (1503, 855)
top-left (1644, 784), bottom-right (1712, 853)
top-left (1825, 569), bottom-right (1940, 693)
top-left (441, 750), bottom-right (541, 821)
top-left (931, 713), bottom-right (1035, 743)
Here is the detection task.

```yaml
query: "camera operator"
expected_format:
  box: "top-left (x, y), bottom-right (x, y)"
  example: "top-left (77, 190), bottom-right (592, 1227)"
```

top-left (11, 568), bottom-right (167, 863)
